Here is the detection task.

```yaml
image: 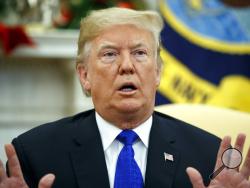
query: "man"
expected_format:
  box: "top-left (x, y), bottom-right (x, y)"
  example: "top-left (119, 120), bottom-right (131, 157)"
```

top-left (0, 7), bottom-right (250, 188)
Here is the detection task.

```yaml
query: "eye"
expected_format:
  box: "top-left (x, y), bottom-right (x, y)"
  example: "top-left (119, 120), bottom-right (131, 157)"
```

top-left (132, 50), bottom-right (148, 62)
top-left (100, 51), bottom-right (118, 63)
top-left (135, 50), bottom-right (146, 56)
top-left (104, 51), bottom-right (117, 57)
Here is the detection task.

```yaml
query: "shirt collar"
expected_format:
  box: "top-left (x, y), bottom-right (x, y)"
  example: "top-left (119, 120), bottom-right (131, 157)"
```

top-left (133, 116), bottom-right (152, 148)
top-left (95, 111), bottom-right (152, 151)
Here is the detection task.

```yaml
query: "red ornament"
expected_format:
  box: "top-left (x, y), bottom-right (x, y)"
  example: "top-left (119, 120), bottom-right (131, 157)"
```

top-left (53, 3), bottom-right (73, 27)
top-left (117, 2), bottom-right (134, 9)
top-left (0, 23), bottom-right (35, 55)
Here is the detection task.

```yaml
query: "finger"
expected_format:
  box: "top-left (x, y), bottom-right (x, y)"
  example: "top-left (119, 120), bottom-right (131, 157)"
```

top-left (0, 159), bottom-right (7, 181)
top-left (186, 167), bottom-right (206, 188)
top-left (5, 144), bottom-right (25, 179)
top-left (214, 136), bottom-right (231, 170)
top-left (240, 146), bottom-right (250, 179)
top-left (38, 174), bottom-right (55, 188)
top-left (234, 133), bottom-right (246, 153)
top-left (233, 134), bottom-right (246, 171)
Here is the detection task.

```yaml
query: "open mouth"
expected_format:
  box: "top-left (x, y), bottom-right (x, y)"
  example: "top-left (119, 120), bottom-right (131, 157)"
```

top-left (119, 83), bottom-right (137, 92)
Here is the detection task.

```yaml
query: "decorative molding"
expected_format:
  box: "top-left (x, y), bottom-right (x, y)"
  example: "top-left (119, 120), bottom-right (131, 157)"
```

top-left (2, 29), bottom-right (79, 59)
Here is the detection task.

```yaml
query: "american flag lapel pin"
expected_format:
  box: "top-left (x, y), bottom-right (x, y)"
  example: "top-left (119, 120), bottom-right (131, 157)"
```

top-left (164, 152), bottom-right (174, 162)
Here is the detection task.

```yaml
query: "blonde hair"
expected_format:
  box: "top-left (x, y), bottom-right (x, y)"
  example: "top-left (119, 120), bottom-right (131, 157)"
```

top-left (76, 7), bottom-right (163, 69)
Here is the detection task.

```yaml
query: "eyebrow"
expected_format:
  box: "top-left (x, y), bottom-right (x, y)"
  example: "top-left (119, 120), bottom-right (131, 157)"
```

top-left (97, 41), bottom-right (150, 52)
top-left (97, 42), bottom-right (118, 52)
top-left (131, 43), bottom-right (149, 50)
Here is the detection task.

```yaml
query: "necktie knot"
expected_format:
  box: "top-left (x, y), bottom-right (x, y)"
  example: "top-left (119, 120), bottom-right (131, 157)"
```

top-left (116, 130), bottom-right (139, 146)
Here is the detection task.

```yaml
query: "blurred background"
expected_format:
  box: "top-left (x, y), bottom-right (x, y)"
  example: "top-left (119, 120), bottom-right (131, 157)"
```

top-left (0, 0), bottom-right (250, 162)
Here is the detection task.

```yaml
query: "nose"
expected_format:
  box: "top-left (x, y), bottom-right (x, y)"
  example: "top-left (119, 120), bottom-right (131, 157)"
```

top-left (118, 52), bottom-right (135, 75)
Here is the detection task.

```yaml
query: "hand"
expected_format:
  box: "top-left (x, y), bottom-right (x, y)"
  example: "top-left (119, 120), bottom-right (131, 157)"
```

top-left (186, 134), bottom-right (250, 188)
top-left (0, 144), bottom-right (55, 188)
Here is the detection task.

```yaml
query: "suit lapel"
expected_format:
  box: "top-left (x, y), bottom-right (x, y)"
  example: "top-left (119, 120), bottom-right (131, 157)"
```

top-left (70, 110), bottom-right (110, 188)
top-left (145, 112), bottom-right (180, 188)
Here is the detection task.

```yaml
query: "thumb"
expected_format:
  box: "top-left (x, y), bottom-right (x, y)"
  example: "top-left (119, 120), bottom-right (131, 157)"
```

top-left (186, 167), bottom-right (206, 188)
top-left (38, 173), bottom-right (55, 188)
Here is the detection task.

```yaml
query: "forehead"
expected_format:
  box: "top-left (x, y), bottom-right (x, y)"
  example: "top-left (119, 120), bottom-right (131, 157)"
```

top-left (92, 24), bottom-right (155, 49)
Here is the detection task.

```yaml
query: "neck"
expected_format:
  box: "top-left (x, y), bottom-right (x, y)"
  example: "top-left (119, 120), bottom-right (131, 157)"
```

top-left (97, 108), bottom-right (154, 130)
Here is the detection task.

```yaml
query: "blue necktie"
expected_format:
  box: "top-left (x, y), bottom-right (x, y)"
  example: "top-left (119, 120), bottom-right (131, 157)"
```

top-left (114, 130), bottom-right (144, 188)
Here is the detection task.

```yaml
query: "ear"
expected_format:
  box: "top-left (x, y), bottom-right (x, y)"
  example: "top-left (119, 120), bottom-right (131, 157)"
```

top-left (156, 68), bottom-right (161, 87)
top-left (155, 53), bottom-right (162, 87)
top-left (76, 64), bottom-right (91, 92)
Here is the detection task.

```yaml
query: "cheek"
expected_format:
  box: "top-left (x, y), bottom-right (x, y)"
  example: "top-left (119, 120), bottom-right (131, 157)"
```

top-left (136, 62), bottom-right (159, 82)
top-left (144, 74), bottom-right (159, 95)
top-left (89, 66), bottom-right (116, 91)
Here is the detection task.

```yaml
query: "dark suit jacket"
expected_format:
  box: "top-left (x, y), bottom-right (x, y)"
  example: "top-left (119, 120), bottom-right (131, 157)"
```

top-left (12, 109), bottom-right (220, 188)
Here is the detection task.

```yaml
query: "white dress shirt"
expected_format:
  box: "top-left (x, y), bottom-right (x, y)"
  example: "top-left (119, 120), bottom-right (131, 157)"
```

top-left (95, 112), bottom-right (152, 188)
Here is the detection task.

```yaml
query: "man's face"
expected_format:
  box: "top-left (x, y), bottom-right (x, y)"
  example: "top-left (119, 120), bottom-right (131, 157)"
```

top-left (77, 24), bottom-right (160, 125)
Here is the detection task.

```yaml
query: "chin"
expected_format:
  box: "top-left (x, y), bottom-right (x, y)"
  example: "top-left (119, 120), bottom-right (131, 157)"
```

top-left (116, 102), bottom-right (142, 113)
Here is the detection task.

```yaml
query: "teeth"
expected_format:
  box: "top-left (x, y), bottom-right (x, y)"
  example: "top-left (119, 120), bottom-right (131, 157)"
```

top-left (121, 88), bottom-right (133, 92)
